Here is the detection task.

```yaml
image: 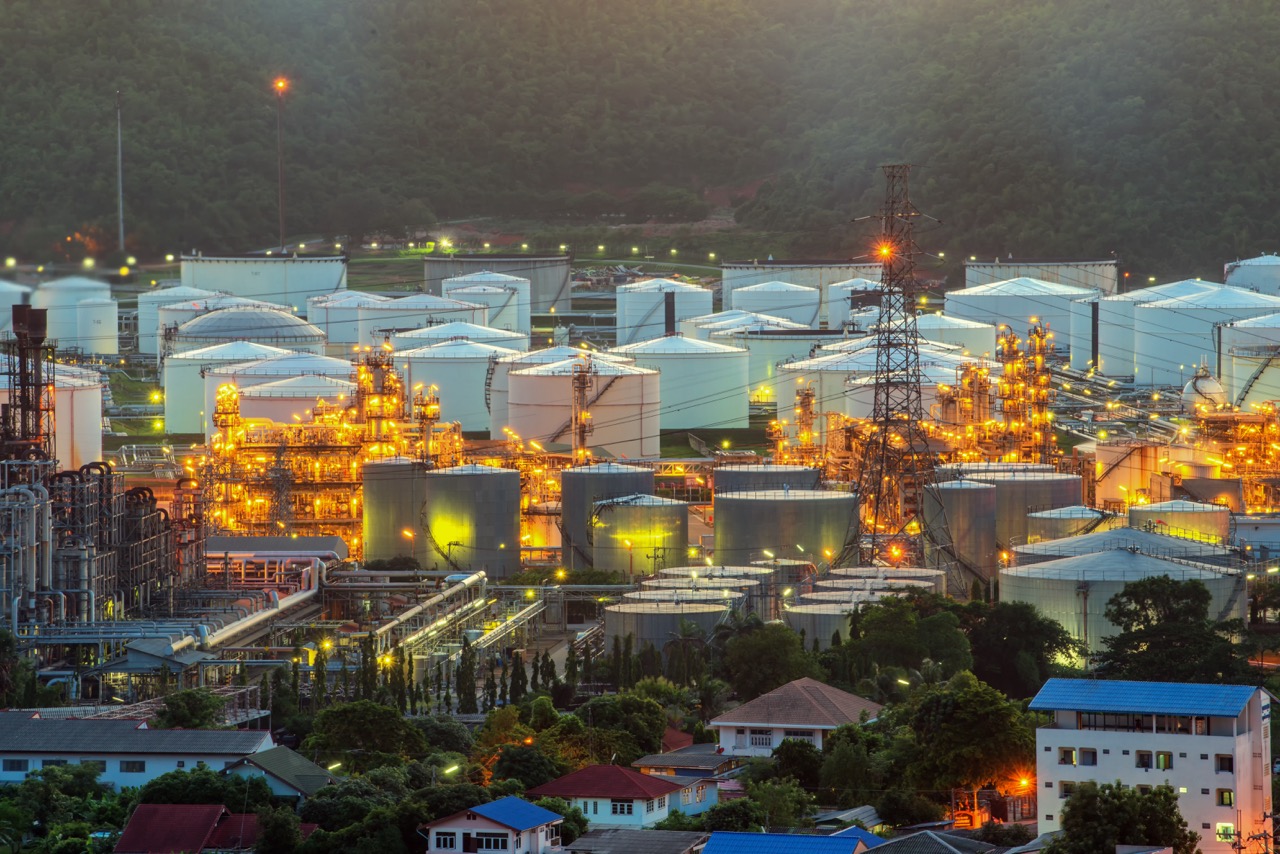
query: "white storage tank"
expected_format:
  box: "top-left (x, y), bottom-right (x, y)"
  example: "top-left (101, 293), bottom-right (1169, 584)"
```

top-left (1092, 280), bottom-right (1220, 378)
top-left (784, 603), bottom-right (859, 649)
top-left (1133, 285), bottom-right (1280, 387)
top-left (713, 489), bottom-right (857, 566)
top-left (507, 355), bottom-right (661, 458)
top-left (397, 339), bottom-right (521, 433)
top-left (813, 578), bottom-right (933, 594)
top-left (1229, 346), bottom-right (1280, 408)
top-left (180, 254), bottom-right (348, 307)
top-left (711, 327), bottom-right (851, 407)
top-left (1129, 499), bottom-right (1231, 543)
top-left (0, 280), bottom-right (32, 333)
top-left (783, 344), bottom-right (970, 418)
top-left (442, 270), bottom-right (532, 334)
top-left (32, 277), bottom-right (110, 347)
top-left (721, 260), bottom-right (882, 309)
top-left (944, 277), bottom-right (1099, 360)
top-left (935, 461), bottom-right (1056, 482)
top-left (1000, 550), bottom-right (1243, 654)
top-left (604, 602), bottom-right (729, 651)
top-left (306, 291), bottom-right (393, 350)
top-left (488, 347), bottom-right (633, 438)
top-left (1093, 440), bottom-right (1161, 507)
top-left (616, 279), bottom-right (713, 345)
top-left (607, 335), bottom-right (749, 429)
top-left (1224, 255), bottom-right (1280, 295)
top-left (590, 494), bottom-right (688, 578)
top-left (714, 465), bottom-right (821, 494)
top-left (420, 464), bottom-right (522, 578)
top-left (922, 479), bottom-right (998, 580)
top-left (238, 375), bottom-right (356, 423)
top-left (171, 306), bottom-right (325, 358)
top-left (965, 471), bottom-right (1083, 549)
top-left (678, 310), bottom-right (805, 341)
top-left (560, 462), bottom-right (655, 570)
top-left (391, 321), bottom-right (529, 352)
top-left (202, 352), bottom-right (355, 436)
top-left (425, 254), bottom-right (570, 313)
top-left (827, 566), bottom-right (946, 593)
top-left (1011, 527), bottom-right (1238, 568)
top-left (2, 364), bottom-right (109, 469)
top-left (1026, 506), bottom-right (1123, 542)
top-left (137, 284), bottom-right (220, 354)
top-left (356, 294), bottom-right (488, 345)
top-left (75, 296), bottom-right (119, 355)
top-left (846, 362), bottom-right (968, 421)
top-left (163, 341), bottom-right (294, 434)
top-left (825, 278), bottom-right (881, 328)
top-left (914, 313), bottom-right (997, 357)
top-left (1218, 312), bottom-right (1280, 403)
top-left (1065, 296), bottom-right (1098, 371)
top-left (730, 281), bottom-right (821, 327)
top-left (157, 295), bottom-right (288, 361)
top-left (625, 588), bottom-right (746, 608)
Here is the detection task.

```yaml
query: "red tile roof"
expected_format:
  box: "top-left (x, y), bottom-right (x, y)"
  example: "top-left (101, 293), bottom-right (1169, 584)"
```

top-left (114, 804), bottom-right (226, 853)
top-left (527, 764), bottom-right (685, 800)
top-left (710, 678), bottom-right (883, 729)
top-left (662, 727), bottom-right (694, 753)
top-left (205, 814), bottom-right (258, 850)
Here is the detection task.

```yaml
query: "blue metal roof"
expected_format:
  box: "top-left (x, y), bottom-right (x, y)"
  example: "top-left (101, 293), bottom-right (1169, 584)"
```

top-left (831, 825), bottom-right (887, 847)
top-left (703, 832), bottom-right (864, 854)
top-left (1030, 678), bottom-right (1260, 717)
top-left (470, 796), bottom-right (562, 832)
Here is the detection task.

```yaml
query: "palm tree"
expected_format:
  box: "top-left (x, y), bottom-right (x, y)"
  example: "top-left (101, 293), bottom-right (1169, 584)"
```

top-left (709, 609), bottom-right (764, 662)
top-left (663, 619), bottom-right (709, 686)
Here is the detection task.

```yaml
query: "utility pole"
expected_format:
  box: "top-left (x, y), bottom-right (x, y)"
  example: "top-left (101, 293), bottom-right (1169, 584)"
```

top-left (273, 77), bottom-right (289, 252)
top-left (115, 91), bottom-right (125, 253)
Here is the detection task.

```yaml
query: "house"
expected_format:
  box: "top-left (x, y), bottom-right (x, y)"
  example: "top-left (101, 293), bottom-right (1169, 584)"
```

top-left (417, 796), bottom-right (563, 854)
top-left (702, 831), bottom-right (875, 854)
top-left (632, 743), bottom-right (741, 779)
top-left (1030, 678), bottom-right (1274, 854)
top-left (565, 828), bottom-right (708, 854)
top-left (709, 677), bottom-right (883, 757)
top-left (870, 831), bottom-right (995, 853)
top-left (0, 712), bottom-right (273, 789)
top-left (114, 803), bottom-right (318, 853)
top-left (527, 765), bottom-right (713, 827)
top-left (223, 745), bottom-right (338, 800)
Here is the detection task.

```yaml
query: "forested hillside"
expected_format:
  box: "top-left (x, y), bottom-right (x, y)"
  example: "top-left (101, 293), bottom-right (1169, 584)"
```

top-left (4, 0), bottom-right (1280, 275)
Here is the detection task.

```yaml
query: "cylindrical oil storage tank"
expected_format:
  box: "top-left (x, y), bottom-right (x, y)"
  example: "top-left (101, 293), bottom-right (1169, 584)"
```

top-left (163, 342), bottom-right (293, 434)
top-left (180, 255), bottom-right (348, 307)
top-left (201, 352), bottom-right (355, 436)
top-left (828, 566), bottom-right (947, 593)
top-left (641, 577), bottom-right (766, 616)
top-left (713, 490), bottom-right (858, 567)
top-left (1094, 280), bottom-right (1220, 377)
top-left (915, 312), bottom-right (998, 357)
top-left (1093, 440), bottom-right (1161, 507)
top-left (1010, 527), bottom-right (1238, 568)
top-left (419, 464), bottom-right (521, 578)
top-left (1219, 312), bottom-right (1280, 402)
top-left (590, 494), bottom-right (688, 579)
top-left (714, 465), bottom-right (822, 494)
top-left (507, 356), bottom-right (660, 458)
top-left (488, 347), bottom-right (633, 437)
top-left (625, 589), bottom-right (746, 608)
top-left (391, 321), bottom-right (529, 352)
top-left (1225, 254), bottom-right (1280, 295)
top-left (944, 278), bottom-right (1099, 361)
top-left (157, 296), bottom-right (287, 361)
top-left (604, 602), bottom-right (729, 651)
top-left (362, 457), bottom-right (428, 562)
top-left (616, 279), bottom-right (714, 345)
top-left (965, 471), bottom-right (1083, 550)
top-left (659, 564), bottom-right (777, 582)
top-left (814, 579), bottom-right (934, 599)
top-left (1129, 499), bottom-right (1231, 543)
top-left (1228, 346), bottom-right (1280, 408)
top-left (75, 296), bottom-right (119, 355)
top-left (171, 307), bottom-right (326, 358)
top-left (1026, 506), bottom-right (1123, 542)
top-left (847, 362), bottom-right (971, 421)
top-left (714, 327), bottom-right (860, 407)
top-left (442, 270), bottom-right (532, 334)
top-left (32, 276), bottom-right (111, 347)
top-left (800, 592), bottom-right (902, 609)
top-left (238, 375), bottom-right (356, 422)
top-left (923, 479), bottom-right (998, 580)
top-left (138, 285), bottom-right (219, 354)
top-left (660, 565), bottom-right (779, 612)
top-left (560, 462), bottom-right (655, 570)
top-left (934, 461), bottom-right (1056, 482)
top-left (306, 291), bottom-right (393, 351)
top-left (784, 603), bottom-right (860, 650)
top-left (356, 294), bottom-right (488, 345)
top-left (397, 339), bottom-right (521, 433)
top-left (607, 335), bottom-right (750, 430)
top-left (730, 281), bottom-right (821, 327)
top-left (679, 310), bottom-right (805, 341)
top-left (424, 254), bottom-right (570, 313)
top-left (1000, 551), bottom-right (1243, 654)
top-left (1133, 286), bottom-right (1280, 387)
top-left (825, 278), bottom-right (881, 328)
top-left (0, 280), bottom-right (32, 334)
top-left (1065, 296), bottom-right (1097, 371)
top-left (749, 558), bottom-right (815, 590)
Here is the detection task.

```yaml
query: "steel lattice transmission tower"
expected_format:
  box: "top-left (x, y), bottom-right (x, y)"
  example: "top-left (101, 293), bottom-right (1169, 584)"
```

top-left (853, 165), bottom-right (948, 567)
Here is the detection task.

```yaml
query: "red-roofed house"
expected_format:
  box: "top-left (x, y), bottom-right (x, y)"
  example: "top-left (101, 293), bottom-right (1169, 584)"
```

top-left (527, 765), bottom-right (690, 827)
top-left (709, 677), bottom-right (883, 757)
top-left (114, 803), bottom-right (317, 853)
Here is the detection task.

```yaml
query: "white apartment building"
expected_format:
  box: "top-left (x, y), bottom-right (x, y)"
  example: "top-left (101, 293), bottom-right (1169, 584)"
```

top-left (1030, 678), bottom-right (1273, 853)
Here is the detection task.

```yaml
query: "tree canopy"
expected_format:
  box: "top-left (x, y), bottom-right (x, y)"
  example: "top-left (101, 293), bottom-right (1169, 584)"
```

top-left (1046, 781), bottom-right (1200, 854)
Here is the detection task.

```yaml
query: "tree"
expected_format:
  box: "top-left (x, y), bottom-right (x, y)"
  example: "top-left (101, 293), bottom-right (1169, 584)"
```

top-left (528, 696), bottom-right (560, 731)
top-left (456, 638), bottom-right (479, 715)
top-left (723, 623), bottom-right (823, 700)
top-left (138, 766), bottom-right (273, 810)
top-left (700, 798), bottom-right (767, 832)
top-left (963, 601), bottom-right (1077, 698)
top-left (772, 739), bottom-right (822, 791)
top-left (1045, 781), bottom-right (1199, 854)
top-left (509, 653), bottom-right (528, 704)
top-left (256, 804), bottom-right (302, 854)
top-left (747, 777), bottom-right (815, 828)
top-left (492, 744), bottom-right (561, 788)
top-left (564, 645), bottom-right (579, 691)
top-left (531, 798), bottom-right (588, 844)
top-left (313, 642), bottom-right (329, 710)
top-left (302, 700), bottom-right (427, 769)
top-left (152, 688), bottom-right (226, 729)
top-left (411, 715), bottom-right (474, 754)
top-left (574, 693), bottom-right (666, 758)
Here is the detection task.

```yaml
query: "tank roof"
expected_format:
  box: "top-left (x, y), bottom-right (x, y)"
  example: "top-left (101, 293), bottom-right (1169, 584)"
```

top-left (377, 293), bottom-right (485, 309)
top-left (608, 335), bottom-right (746, 356)
top-left (1223, 311), bottom-right (1280, 328)
top-left (1027, 505), bottom-right (1113, 519)
top-left (605, 602), bottom-right (729, 614)
top-left (735, 280), bottom-right (819, 292)
top-left (512, 356), bottom-right (657, 377)
top-left (915, 312), bottom-right (994, 329)
top-left (162, 295), bottom-right (281, 312)
top-left (1230, 255), bottom-right (1280, 266)
top-left (500, 346), bottom-right (630, 365)
top-left (40, 276), bottom-right (109, 291)
top-left (660, 565), bottom-right (776, 577)
top-left (429, 463), bottom-right (517, 476)
top-left (167, 341), bottom-right (293, 361)
top-left (140, 285), bottom-right (218, 301)
top-left (685, 309), bottom-right (798, 327)
top-left (1001, 549), bottom-right (1229, 580)
top-left (0, 279), bottom-right (30, 293)
top-left (715, 489), bottom-right (851, 501)
top-left (785, 602), bottom-right (864, 614)
top-left (642, 578), bottom-right (759, 588)
top-left (936, 479), bottom-right (998, 490)
top-left (397, 338), bottom-right (521, 358)
top-left (239, 375), bottom-right (356, 397)
top-left (953, 276), bottom-right (1098, 297)
top-left (396, 321), bottom-right (526, 341)
top-left (176, 307), bottom-right (324, 339)
top-left (1140, 285), bottom-right (1280, 310)
top-left (208, 352), bottom-right (353, 376)
top-left (1134, 499), bottom-right (1228, 513)
top-left (618, 278), bottom-right (707, 293)
top-left (310, 290), bottom-right (390, 305)
top-left (443, 270), bottom-right (531, 284)
top-left (1011, 527), bottom-right (1234, 560)
top-left (563, 461), bottom-right (651, 473)
top-left (595, 493), bottom-right (686, 507)
top-left (828, 277), bottom-right (881, 290)
top-left (1100, 280), bottom-right (1219, 303)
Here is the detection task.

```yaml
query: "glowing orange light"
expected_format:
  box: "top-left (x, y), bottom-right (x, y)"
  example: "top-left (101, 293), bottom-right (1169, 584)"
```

top-left (273, 77), bottom-right (289, 93)
top-left (877, 243), bottom-right (893, 257)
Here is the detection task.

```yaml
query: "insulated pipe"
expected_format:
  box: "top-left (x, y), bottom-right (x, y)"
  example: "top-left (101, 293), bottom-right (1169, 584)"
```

top-left (371, 571), bottom-right (486, 639)
top-left (199, 585), bottom-right (320, 649)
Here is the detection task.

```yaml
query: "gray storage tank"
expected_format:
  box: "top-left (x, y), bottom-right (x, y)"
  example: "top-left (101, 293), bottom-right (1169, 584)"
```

top-left (1026, 505), bottom-right (1123, 542)
top-left (420, 463), bottom-right (522, 578)
top-left (624, 589), bottom-right (747, 608)
top-left (641, 576), bottom-right (766, 615)
top-left (713, 489), bottom-right (858, 566)
top-left (604, 602), bottom-right (729, 650)
top-left (560, 463), bottom-right (655, 571)
top-left (713, 465), bottom-right (822, 494)
top-left (923, 479), bottom-right (998, 579)
top-left (1010, 527), bottom-right (1239, 568)
top-left (590, 494), bottom-right (689, 579)
top-left (362, 457), bottom-right (428, 562)
top-left (828, 566), bottom-right (947, 593)
top-left (965, 471), bottom-right (1083, 549)
top-left (814, 578), bottom-right (935, 594)
top-left (800, 590), bottom-right (901, 605)
top-left (784, 603), bottom-right (860, 650)
top-left (424, 254), bottom-right (572, 313)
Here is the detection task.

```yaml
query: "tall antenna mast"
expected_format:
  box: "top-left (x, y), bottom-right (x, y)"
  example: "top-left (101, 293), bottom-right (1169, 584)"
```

top-left (115, 90), bottom-right (125, 253)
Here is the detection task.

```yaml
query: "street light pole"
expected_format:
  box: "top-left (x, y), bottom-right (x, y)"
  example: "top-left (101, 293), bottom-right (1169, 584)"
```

top-left (273, 77), bottom-right (289, 252)
top-left (115, 90), bottom-right (125, 253)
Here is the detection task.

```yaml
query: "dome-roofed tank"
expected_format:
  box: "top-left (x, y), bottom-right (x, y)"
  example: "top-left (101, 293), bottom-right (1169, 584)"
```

top-left (624, 588), bottom-right (746, 607)
top-left (1129, 499), bottom-right (1231, 543)
top-left (784, 603), bottom-right (860, 650)
top-left (507, 355), bottom-right (660, 458)
top-left (488, 347), bottom-right (633, 437)
top-left (1181, 365), bottom-right (1228, 414)
top-left (442, 270), bottom-right (532, 334)
top-left (730, 281), bottom-right (821, 327)
top-left (944, 277), bottom-right (1099, 362)
top-left (424, 253), bottom-right (570, 313)
top-left (640, 576), bottom-right (766, 614)
top-left (1217, 311), bottom-right (1280, 403)
top-left (138, 284), bottom-right (220, 354)
top-left (1092, 280), bottom-right (1220, 377)
top-left (616, 279), bottom-right (713, 345)
top-left (397, 339), bottom-right (521, 433)
top-left (713, 465), bottom-right (821, 494)
top-left (922, 479), bottom-right (998, 579)
top-left (306, 290), bottom-right (393, 348)
top-left (172, 306), bottom-right (325, 357)
top-left (237, 374), bottom-right (356, 422)
top-left (710, 327), bottom-right (851, 406)
top-left (713, 489), bottom-right (857, 566)
top-left (1224, 254), bottom-right (1280, 295)
top-left (33, 276), bottom-right (111, 346)
top-left (560, 462), bottom-right (655, 571)
top-left (678, 310), bottom-right (802, 341)
top-left (420, 464), bottom-right (521, 578)
top-left (659, 564), bottom-right (777, 580)
top-left (1134, 285), bottom-right (1280, 387)
top-left (1026, 506), bottom-right (1123, 543)
top-left (607, 335), bottom-right (750, 430)
top-left (1000, 550), bottom-right (1243, 654)
top-left (391, 320), bottom-right (529, 352)
top-left (604, 602), bottom-right (729, 651)
top-left (934, 461), bottom-right (1056, 482)
top-left (201, 352), bottom-right (355, 436)
top-left (1011, 527), bottom-right (1237, 567)
top-left (590, 494), bottom-right (688, 579)
top-left (157, 295), bottom-right (289, 363)
top-left (914, 312), bottom-right (998, 357)
top-left (163, 342), bottom-right (293, 434)
top-left (356, 293), bottom-right (488, 345)
top-left (828, 566), bottom-right (946, 593)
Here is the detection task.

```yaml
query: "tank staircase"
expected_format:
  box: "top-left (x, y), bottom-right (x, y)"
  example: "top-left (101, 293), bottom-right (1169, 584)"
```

top-left (1075, 510), bottom-right (1115, 537)
top-left (1234, 353), bottom-right (1280, 407)
top-left (483, 355), bottom-right (499, 413)
top-left (556, 519), bottom-right (594, 569)
top-left (1095, 444), bottom-right (1141, 486)
top-left (548, 376), bottom-right (619, 443)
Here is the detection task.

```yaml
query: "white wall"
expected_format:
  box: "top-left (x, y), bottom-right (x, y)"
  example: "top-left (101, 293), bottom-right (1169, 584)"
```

top-left (0, 750), bottom-right (266, 790)
top-left (569, 795), bottom-right (673, 827)
top-left (714, 725), bottom-right (826, 758)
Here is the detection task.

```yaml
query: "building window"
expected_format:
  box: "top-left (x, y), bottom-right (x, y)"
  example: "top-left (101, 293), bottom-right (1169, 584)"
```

top-left (783, 729), bottom-right (814, 744)
top-left (610, 800), bottom-right (633, 816)
top-left (514, 833), bottom-right (522, 849)
top-left (592, 801), bottom-right (597, 815)
top-left (466, 813), bottom-right (477, 821)
top-left (475, 833), bottom-right (509, 851)
top-left (681, 788), bottom-right (691, 805)
top-left (176, 761), bottom-right (185, 768)
top-left (657, 796), bottom-right (666, 810)
top-left (1059, 782), bottom-right (1076, 799)
top-left (1044, 781), bottom-right (1054, 789)
top-left (41, 759), bottom-right (67, 768)
top-left (749, 729), bottom-right (772, 748)
top-left (1218, 790), bottom-right (1235, 807)
top-left (1217, 824), bottom-right (1236, 843)
top-left (1216, 755), bottom-right (1234, 773)
top-left (1135, 751), bottom-right (1153, 769)
top-left (80, 760), bottom-right (106, 772)
top-left (645, 799), bottom-right (655, 814)
top-left (696, 784), bottom-right (707, 803)
top-left (1156, 752), bottom-right (1173, 770)
top-left (1137, 785), bottom-right (1152, 795)
top-left (120, 760), bottom-right (146, 773)
top-left (1079, 748), bottom-right (1097, 766)
top-left (2, 760), bottom-right (28, 773)
top-left (435, 832), bottom-right (457, 850)
top-left (1044, 814), bottom-right (1053, 822)
top-left (1058, 748), bottom-right (1076, 766)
